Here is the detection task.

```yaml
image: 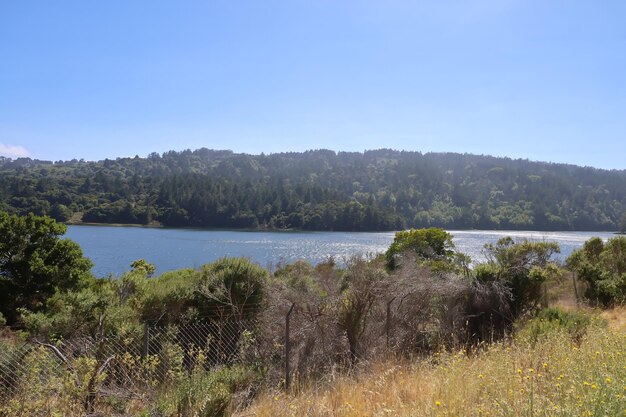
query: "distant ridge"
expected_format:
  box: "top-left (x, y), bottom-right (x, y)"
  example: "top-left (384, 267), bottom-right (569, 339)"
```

top-left (1, 148), bottom-right (624, 231)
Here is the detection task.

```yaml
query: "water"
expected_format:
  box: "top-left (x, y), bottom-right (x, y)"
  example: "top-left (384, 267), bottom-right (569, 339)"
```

top-left (64, 226), bottom-right (617, 277)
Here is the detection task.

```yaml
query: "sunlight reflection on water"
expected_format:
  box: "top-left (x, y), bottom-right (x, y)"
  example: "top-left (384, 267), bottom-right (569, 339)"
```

top-left (65, 226), bottom-right (616, 277)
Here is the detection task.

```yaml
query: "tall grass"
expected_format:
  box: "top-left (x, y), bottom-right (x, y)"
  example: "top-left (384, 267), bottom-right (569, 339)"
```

top-left (239, 311), bottom-right (625, 417)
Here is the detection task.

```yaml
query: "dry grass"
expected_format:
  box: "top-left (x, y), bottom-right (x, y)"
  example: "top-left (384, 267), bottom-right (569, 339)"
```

top-left (545, 271), bottom-right (582, 311)
top-left (547, 274), bottom-right (626, 332)
top-left (238, 311), bottom-right (625, 417)
top-left (601, 306), bottom-right (626, 332)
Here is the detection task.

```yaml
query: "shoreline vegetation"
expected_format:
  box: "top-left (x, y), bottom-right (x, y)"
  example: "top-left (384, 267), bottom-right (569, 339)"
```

top-left (1, 148), bottom-right (625, 233)
top-left (0, 213), bottom-right (624, 416)
top-left (67, 220), bottom-right (164, 228)
top-left (65, 220), bottom-right (619, 234)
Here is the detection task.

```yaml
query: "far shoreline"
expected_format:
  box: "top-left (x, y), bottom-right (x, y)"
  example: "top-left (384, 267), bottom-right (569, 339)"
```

top-left (65, 222), bottom-right (618, 234)
top-left (67, 221), bottom-right (164, 229)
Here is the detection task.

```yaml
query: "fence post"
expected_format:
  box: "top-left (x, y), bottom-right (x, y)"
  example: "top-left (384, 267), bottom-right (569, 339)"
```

top-left (143, 325), bottom-right (150, 358)
top-left (285, 303), bottom-right (295, 391)
top-left (386, 297), bottom-right (395, 349)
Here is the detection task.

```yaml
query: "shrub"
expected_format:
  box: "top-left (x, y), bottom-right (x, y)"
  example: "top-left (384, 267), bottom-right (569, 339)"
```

top-left (339, 256), bottom-right (389, 364)
top-left (197, 257), bottom-right (268, 320)
top-left (142, 268), bottom-right (199, 325)
top-left (154, 365), bottom-right (260, 417)
top-left (567, 236), bottom-right (626, 306)
top-left (516, 307), bottom-right (602, 346)
top-left (477, 237), bottom-right (560, 318)
top-left (384, 228), bottom-right (456, 270)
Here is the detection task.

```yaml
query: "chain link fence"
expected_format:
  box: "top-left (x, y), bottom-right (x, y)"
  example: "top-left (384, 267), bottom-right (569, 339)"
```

top-left (0, 277), bottom-right (575, 415)
top-left (0, 318), bottom-right (284, 414)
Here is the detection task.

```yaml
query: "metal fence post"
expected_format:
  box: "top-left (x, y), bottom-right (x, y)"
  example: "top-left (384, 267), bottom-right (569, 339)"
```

top-left (285, 303), bottom-right (295, 391)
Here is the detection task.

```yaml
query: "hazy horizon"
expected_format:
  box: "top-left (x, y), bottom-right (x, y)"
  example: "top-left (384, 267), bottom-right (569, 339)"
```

top-left (2, 146), bottom-right (626, 172)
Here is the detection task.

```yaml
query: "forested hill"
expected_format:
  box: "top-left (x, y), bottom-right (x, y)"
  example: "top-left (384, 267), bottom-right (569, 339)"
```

top-left (1, 149), bottom-right (625, 231)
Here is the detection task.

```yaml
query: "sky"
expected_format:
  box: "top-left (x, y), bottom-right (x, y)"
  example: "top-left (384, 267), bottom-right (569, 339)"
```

top-left (1, 1), bottom-right (625, 169)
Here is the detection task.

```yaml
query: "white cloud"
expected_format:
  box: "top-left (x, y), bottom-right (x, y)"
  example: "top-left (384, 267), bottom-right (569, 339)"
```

top-left (0, 143), bottom-right (31, 158)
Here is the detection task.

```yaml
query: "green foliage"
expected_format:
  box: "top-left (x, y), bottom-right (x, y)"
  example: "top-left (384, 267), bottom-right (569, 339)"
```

top-left (0, 346), bottom-right (68, 416)
top-left (0, 341), bottom-right (130, 416)
top-left (3, 222), bottom-right (622, 416)
top-left (135, 258), bottom-right (270, 325)
top-left (19, 254), bottom-right (268, 336)
top-left (273, 260), bottom-right (319, 293)
top-left (0, 212), bottom-right (93, 325)
top-left (385, 227), bottom-right (455, 270)
top-left (20, 273), bottom-right (146, 340)
top-left (0, 333), bottom-right (259, 417)
top-left (154, 365), bottom-right (260, 417)
top-left (339, 257), bottom-right (388, 363)
top-left (50, 203), bottom-right (72, 222)
top-left (477, 237), bottom-right (561, 318)
top-left (1, 149), bottom-right (623, 231)
top-left (131, 259), bottom-right (156, 277)
top-left (567, 236), bottom-right (626, 306)
top-left (141, 268), bottom-right (200, 325)
top-left (198, 257), bottom-right (268, 319)
top-left (516, 307), bottom-right (602, 346)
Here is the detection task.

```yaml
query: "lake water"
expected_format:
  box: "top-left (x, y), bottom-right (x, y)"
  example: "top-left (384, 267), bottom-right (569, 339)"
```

top-left (65, 226), bottom-right (617, 277)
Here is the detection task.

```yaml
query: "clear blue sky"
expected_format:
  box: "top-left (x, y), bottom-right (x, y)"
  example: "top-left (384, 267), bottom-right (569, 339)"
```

top-left (1, 1), bottom-right (625, 169)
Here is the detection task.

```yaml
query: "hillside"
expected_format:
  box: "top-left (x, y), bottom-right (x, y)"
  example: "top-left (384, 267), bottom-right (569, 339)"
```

top-left (1, 149), bottom-right (625, 231)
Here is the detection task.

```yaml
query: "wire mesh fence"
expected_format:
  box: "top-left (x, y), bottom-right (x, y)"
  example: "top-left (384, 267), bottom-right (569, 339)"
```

top-left (0, 319), bottom-right (283, 412)
top-left (0, 278), bottom-right (577, 415)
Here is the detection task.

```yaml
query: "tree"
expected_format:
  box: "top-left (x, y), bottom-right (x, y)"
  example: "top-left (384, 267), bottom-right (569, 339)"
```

top-left (130, 259), bottom-right (156, 278)
top-left (567, 236), bottom-right (626, 306)
top-left (50, 203), bottom-right (73, 222)
top-left (2, 149), bottom-right (624, 232)
top-left (0, 212), bottom-right (93, 324)
top-left (385, 228), bottom-right (455, 270)
top-left (476, 237), bottom-right (560, 318)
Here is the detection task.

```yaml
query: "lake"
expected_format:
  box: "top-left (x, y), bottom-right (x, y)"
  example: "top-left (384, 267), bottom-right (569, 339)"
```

top-left (64, 226), bottom-right (616, 277)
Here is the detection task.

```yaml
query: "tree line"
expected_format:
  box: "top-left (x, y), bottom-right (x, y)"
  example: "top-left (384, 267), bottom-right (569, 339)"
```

top-left (0, 148), bottom-right (624, 231)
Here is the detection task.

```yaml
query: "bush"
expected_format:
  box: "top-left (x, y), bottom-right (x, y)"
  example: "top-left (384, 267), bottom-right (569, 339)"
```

top-left (142, 268), bottom-right (199, 325)
top-left (516, 307), bottom-right (601, 346)
top-left (477, 237), bottom-right (560, 318)
top-left (339, 256), bottom-right (389, 364)
top-left (197, 257), bottom-right (268, 320)
top-left (384, 228), bottom-right (456, 270)
top-left (154, 365), bottom-right (260, 417)
top-left (142, 257), bottom-right (269, 325)
top-left (567, 236), bottom-right (626, 306)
